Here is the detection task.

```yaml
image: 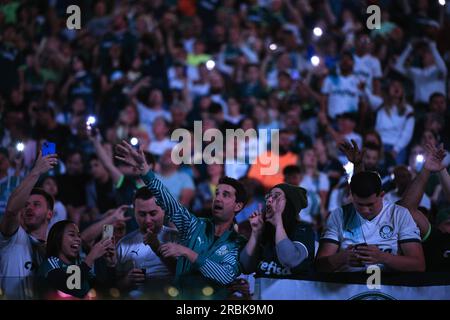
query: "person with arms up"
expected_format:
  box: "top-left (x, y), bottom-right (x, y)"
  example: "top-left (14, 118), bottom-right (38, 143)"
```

top-left (37, 220), bottom-right (116, 299)
top-left (115, 141), bottom-right (248, 298)
top-left (399, 143), bottom-right (449, 271)
top-left (0, 151), bottom-right (58, 299)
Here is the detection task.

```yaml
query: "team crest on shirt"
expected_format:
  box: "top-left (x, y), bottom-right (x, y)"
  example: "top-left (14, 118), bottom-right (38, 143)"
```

top-left (216, 245), bottom-right (229, 256)
top-left (379, 225), bottom-right (394, 239)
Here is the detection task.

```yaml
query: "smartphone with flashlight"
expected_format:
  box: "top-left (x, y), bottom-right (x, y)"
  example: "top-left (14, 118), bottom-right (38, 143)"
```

top-left (16, 142), bottom-right (25, 155)
top-left (102, 224), bottom-right (114, 241)
top-left (414, 154), bottom-right (425, 172)
top-left (130, 137), bottom-right (140, 151)
top-left (86, 115), bottom-right (98, 136)
top-left (42, 141), bottom-right (56, 156)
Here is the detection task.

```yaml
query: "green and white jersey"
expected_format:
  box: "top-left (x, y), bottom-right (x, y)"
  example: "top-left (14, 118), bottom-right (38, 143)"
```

top-left (37, 256), bottom-right (94, 298)
top-left (321, 200), bottom-right (421, 272)
top-left (140, 171), bottom-right (246, 289)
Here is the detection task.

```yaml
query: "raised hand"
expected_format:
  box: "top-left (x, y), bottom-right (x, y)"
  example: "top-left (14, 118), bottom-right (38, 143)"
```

top-left (31, 152), bottom-right (58, 175)
top-left (85, 238), bottom-right (114, 267)
top-left (249, 204), bottom-right (265, 237)
top-left (339, 139), bottom-right (364, 165)
top-left (114, 140), bottom-right (149, 175)
top-left (107, 205), bottom-right (132, 224)
top-left (424, 143), bottom-right (446, 172)
top-left (143, 229), bottom-right (160, 253)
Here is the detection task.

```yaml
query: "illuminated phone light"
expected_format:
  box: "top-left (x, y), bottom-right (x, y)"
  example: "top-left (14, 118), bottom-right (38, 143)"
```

top-left (269, 43), bottom-right (277, 51)
top-left (416, 154), bottom-right (425, 163)
top-left (206, 60), bottom-right (215, 70)
top-left (439, 0), bottom-right (446, 6)
top-left (313, 27), bottom-right (323, 37)
top-left (344, 161), bottom-right (354, 183)
top-left (16, 142), bottom-right (25, 152)
top-left (130, 137), bottom-right (139, 146)
top-left (86, 115), bottom-right (96, 126)
top-left (311, 55), bottom-right (320, 66)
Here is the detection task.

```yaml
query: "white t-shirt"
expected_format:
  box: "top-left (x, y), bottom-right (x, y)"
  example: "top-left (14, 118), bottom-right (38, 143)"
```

top-left (321, 74), bottom-right (361, 119)
top-left (156, 171), bottom-right (195, 202)
top-left (47, 201), bottom-right (68, 233)
top-left (116, 226), bottom-right (177, 279)
top-left (384, 191), bottom-right (431, 211)
top-left (300, 173), bottom-right (330, 194)
top-left (375, 105), bottom-right (415, 152)
top-left (321, 200), bottom-right (421, 272)
top-left (298, 173), bottom-right (329, 223)
top-left (136, 103), bottom-right (172, 139)
top-left (148, 138), bottom-right (177, 156)
top-left (0, 227), bottom-right (46, 299)
top-left (224, 161), bottom-right (249, 180)
top-left (353, 54), bottom-right (382, 92)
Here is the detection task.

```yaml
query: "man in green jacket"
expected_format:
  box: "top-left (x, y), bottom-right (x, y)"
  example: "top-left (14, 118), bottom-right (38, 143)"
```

top-left (115, 141), bottom-right (248, 298)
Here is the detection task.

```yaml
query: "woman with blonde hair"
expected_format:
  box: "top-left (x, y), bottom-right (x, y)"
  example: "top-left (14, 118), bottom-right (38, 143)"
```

top-left (375, 80), bottom-right (415, 164)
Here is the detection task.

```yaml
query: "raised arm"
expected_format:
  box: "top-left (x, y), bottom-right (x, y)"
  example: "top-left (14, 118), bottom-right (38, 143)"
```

top-left (89, 131), bottom-right (123, 185)
top-left (394, 43), bottom-right (413, 76)
top-left (240, 209), bottom-right (264, 274)
top-left (338, 139), bottom-right (365, 173)
top-left (400, 143), bottom-right (446, 209)
top-left (0, 152), bottom-right (57, 237)
top-left (428, 41), bottom-right (447, 75)
top-left (399, 143), bottom-right (446, 237)
top-left (80, 205), bottom-right (131, 249)
top-left (114, 141), bottom-right (199, 240)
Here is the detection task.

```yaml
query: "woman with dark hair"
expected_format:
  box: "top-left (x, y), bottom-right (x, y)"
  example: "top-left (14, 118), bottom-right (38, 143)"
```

top-left (37, 220), bottom-right (116, 298)
top-left (239, 184), bottom-right (315, 276)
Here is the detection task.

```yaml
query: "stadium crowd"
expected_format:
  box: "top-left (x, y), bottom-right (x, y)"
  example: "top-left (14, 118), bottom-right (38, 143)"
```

top-left (0, 0), bottom-right (449, 300)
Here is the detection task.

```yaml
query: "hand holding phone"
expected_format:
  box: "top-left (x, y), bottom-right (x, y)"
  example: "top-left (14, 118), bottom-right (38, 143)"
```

top-left (102, 224), bottom-right (114, 241)
top-left (354, 243), bottom-right (368, 250)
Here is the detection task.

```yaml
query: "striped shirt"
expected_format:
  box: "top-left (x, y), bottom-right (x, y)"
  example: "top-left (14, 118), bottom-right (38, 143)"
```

top-left (140, 171), bottom-right (246, 288)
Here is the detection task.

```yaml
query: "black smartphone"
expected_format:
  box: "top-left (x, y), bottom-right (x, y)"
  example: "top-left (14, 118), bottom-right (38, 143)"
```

top-left (354, 243), bottom-right (368, 250)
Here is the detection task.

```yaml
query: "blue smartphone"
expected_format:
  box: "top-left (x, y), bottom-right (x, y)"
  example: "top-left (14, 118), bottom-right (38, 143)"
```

top-left (42, 141), bottom-right (56, 156)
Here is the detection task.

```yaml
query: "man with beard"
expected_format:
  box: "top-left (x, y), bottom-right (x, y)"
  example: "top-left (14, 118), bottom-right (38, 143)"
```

top-left (0, 151), bottom-right (58, 299)
top-left (115, 141), bottom-right (247, 298)
top-left (116, 187), bottom-right (177, 297)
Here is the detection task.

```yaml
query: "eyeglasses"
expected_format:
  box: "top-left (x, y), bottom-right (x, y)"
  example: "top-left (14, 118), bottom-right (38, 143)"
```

top-left (264, 192), bottom-right (284, 202)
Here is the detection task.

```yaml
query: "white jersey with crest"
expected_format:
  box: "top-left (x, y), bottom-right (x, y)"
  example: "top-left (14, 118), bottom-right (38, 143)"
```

top-left (321, 200), bottom-right (421, 271)
top-left (0, 226), bottom-right (46, 299)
